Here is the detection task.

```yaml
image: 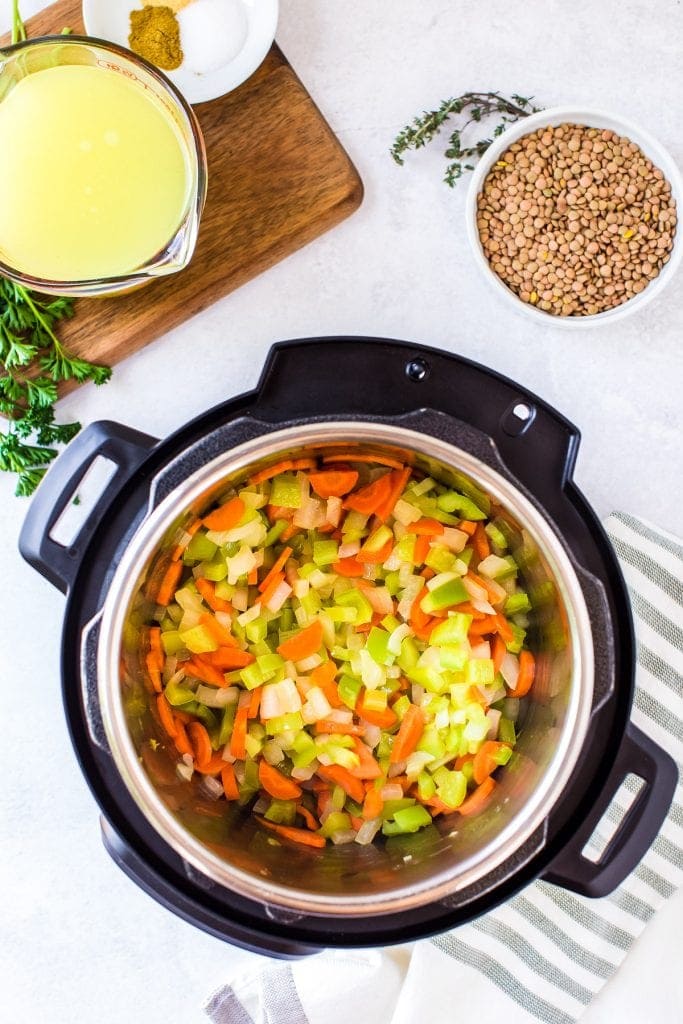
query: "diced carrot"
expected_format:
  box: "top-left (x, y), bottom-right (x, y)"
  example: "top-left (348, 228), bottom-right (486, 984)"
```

top-left (194, 752), bottom-right (228, 775)
top-left (413, 534), bottom-right (432, 565)
top-left (280, 523), bottom-right (301, 542)
top-left (249, 460), bottom-right (294, 484)
top-left (258, 759), bottom-right (303, 800)
top-left (173, 721), bottom-right (193, 757)
top-left (362, 787), bottom-right (384, 820)
top-left (453, 600), bottom-right (488, 621)
top-left (374, 467), bottom-right (411, 521)
top-left (454, 753), bottom-right (474, 770)
top-left (256, 818), bottom-right (326, 848)
top-left (494, 613), bottom-right (514, 644)
top-left (410, 586), bottom-right (431, 632)
top-left (199, 612), bottom-right (238, 648)
top-left (458, 520), bottom-right (478, 536)
top-left (155, 559), bottom-right (183, 606)
top-left (349, 737), bottom-right (382, 778)
top-left (187, 721), bottom-right (213, 771)
top-left (356, 538), bottom-right (393, 564)
top-left (343, 473), bottom-right (393, 516)
top-left (468, 616), bottom-right (499, 637)
top-left (507, 649), bottom-right (536, 698)
top-left (247, 686), bottom-right (262, 719)
top-left (195, 577), bottom-right (233, 614)
top-left (258, 546), bottom-right (293, 593)
top-left (492, 634), bottom-right (507, 674)
top-left (257, 569), bottom-right (286, 609)
top-left (316, 764), bottom-right (366, 804)
top-left (322, 452), bottom-right (407, 470)
top-left (457, 776), bottom-right (496, 816)
top-left (145, 626), bottom-right (164, 692)
top-left (171, 518), bottom-right (202, 561)
top-left (266, 504), bottom-right (295, 523)
top-left (229, 706), bottom-right (248, 760)
top-left (467, 570), bottom-right (505, 605)
top-left (277, 619), bottom-right (323, 662)
top-left (472, 523), bottom-right (491, 561)
top-left (221, 763), bottom-right (240, 800)
top-left (156, 694), bottom-right (178, 738)
top-left (356, 693), bottom-right (398, 730)
top-left (203, 496), bottom-right (245, 532)
top-left (332, 556), bottom-right (365, 577)
top-left (184, 658), bottom-right (228, 688)
top-left (247, 566), bottom-right (258, 585)
top-left (309, 469), bottom-right (359, 498)
top-left (420, 566), bottom-right (435, 581)
top-left (314, 720), bottom-right (366, 736)
top-left (296, 804), bottom-right (319, 831)
top-left (390, 705), bottom-right (425, 763)
top-left (207, 647), bottom-right (255, 670)
top-left (472, 741), bottom-right (508, 785)
top-left (412, 518), bottom-right (445, 536)
top-left (310, 660), bottom-right (342, 708)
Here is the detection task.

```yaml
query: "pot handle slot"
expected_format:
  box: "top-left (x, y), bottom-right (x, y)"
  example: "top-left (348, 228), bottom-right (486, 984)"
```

top-left (19, 420), bottom-right (157, 594)
top-left (542, 724), bottom-right (678, 898)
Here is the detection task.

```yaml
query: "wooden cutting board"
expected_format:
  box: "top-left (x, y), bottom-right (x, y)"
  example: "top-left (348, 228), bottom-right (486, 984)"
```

top-left (0, 2), bottom-right (363, 391)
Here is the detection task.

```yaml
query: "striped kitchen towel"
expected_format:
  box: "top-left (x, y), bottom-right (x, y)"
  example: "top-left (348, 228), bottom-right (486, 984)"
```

top-left (204, 512), bottom-right (682, 1024)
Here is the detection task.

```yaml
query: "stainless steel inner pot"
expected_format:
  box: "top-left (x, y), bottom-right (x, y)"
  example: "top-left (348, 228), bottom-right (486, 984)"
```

top-left (98, 422), bottom-right (593, 917)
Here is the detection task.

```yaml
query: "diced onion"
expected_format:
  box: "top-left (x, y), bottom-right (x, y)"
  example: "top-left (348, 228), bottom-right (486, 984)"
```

top-left (292, 578), bottom-right (309, 599)
top-left (200, 776), bottom-right (224, 801)
top-left (253, 797), bottom-right (270, 814)
top-left (388, 623), bottom-right (412, 655)
top-left (355, 817), bottom-right (383, 845)
top-left (486, 708), bottom-right (502, 739)
top-left (463, 576), bottom-right (488, 603)
top-left (393, 499), bottom-right (422, 525)
top-left (324, 708), bottom-right (353, 725)
top-left (302, 686), bottom-right (333, 724)
top-left (503, 697), bottom-right (520, 721)
top-left (265, 579), bottom-right (293, 612)
top-left (215, 610), bottom-right (232, 629)
top-left (411, 684), bottom-right (424, 705)
top-left (330, 829), bottom-right (357, 845)
top-left (297, 652), bottom-right (323, 672)
top-left (388, 760), bottom-right (407, 777)
top-left (231, 587), bottom-right (249, 612)
top-left (237, 604), bottom-right (261, 626)
top-left (262, 740), bottom-right (284, 765)
top-left (471, 598), bottom-right (496, 616)
top-left (196, 684), bottom-right (239, 707)
top-left (426, 571), bottom-right (459, 592)
top-left (361, 585), bottom-right (393, 616)
top-left (176, 763), bottom-right (194, 783)
top-left (326, 497), bottom-right (342, 526)
top-left (293, 496), bottom-right (325, 529)
top-left (338, 540), bottom-right (360, 559)
top-left (291, 763), bottom-right (318, 781)
top-left (182, 753), bottom-right (194, 768)
top-left (440, 527), bottom-right (468, 552)
top-left (405, 750), bottom-right (434, 777)
top-left (470, 641), bottom-right (491, 660)
top-left (500, 651), bottom-right (520, 690)
top-left (477, 554), bottom-right (512, 579)
top-left (260, 678), bottom-right (302, 719)
top-left (380, 783), bottom-right (404, 801)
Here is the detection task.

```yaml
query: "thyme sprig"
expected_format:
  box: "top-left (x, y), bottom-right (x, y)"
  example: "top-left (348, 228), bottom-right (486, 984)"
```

top-left (0, 280), bottom-right (111, 496)
top-left (391, 91), bottom-right (542, 187)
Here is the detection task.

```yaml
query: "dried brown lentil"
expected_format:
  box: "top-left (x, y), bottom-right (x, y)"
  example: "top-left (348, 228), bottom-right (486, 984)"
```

top-left (476, 123), bottom-right (677, 316)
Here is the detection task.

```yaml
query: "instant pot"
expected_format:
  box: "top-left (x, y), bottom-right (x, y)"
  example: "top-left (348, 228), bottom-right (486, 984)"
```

top-left (20, 338), bottom-right (677, 955)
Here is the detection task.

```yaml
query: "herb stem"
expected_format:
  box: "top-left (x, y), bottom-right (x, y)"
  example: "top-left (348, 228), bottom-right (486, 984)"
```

top-left (11, 0), bottom-right (27, 44)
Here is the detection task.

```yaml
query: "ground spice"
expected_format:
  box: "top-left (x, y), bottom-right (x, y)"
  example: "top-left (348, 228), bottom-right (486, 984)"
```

top-left (129, 6), bottom-right (184, 71)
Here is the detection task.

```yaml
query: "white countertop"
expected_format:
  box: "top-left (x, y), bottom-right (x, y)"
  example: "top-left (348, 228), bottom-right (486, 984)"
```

top-left (1, 2), bottom-right (682, 1021)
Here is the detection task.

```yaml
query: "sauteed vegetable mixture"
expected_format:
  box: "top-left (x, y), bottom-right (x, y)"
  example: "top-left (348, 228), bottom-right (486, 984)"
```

top-left (140, 453), bottom-right (536, 848)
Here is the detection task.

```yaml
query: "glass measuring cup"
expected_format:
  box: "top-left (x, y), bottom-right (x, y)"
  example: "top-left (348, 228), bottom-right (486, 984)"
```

top-left (0, 36), bottom-right (207, 297)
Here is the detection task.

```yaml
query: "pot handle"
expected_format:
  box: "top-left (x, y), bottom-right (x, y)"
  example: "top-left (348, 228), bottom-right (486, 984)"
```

top-left (19, 420), bottom-right (157, 594)
top-left (542, 723), bottom-right (678, 898)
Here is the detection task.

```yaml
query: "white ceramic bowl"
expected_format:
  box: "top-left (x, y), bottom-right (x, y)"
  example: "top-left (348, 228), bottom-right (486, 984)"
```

top-left (82, 0), bottom-right (278, 105)
top-left (465, 106), bottom-right (682, 328)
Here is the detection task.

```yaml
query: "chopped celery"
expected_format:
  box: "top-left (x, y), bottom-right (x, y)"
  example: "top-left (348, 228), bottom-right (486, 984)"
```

top-left (465, 659), bottom-right (495, 686)
top-left (336, 588), bottom-right (373, 625)
top-left (505, 592), bottom-right (531, 615)
top-left (246, 617), bottom-right (268, 644)
top-left (392, 694), bottom-right (410, 720)
top-left (436, 769), bottom-right (467, 809)
top-left (266, 711), bottom-right (304, 736)
top-left (381, 613), bottom-right (401, 633)
top-left (484, 521), bottom-right (508, 551)
top-left (290, 731), bottom-right (317, 767)
top-left (184, 533), bottom-right (218, 563)
top-left (164, 679), bottom-right (195, 706)
top-left (436, 491), bottom-right (486, 520)
top-left (384, 571), bottom-right (401, 596)
top-left (257, 652), bottom-right (285, 674)
top-left (161, 629), bottom-right (186, 656)
top-left (366, 627), bottom-right (393, 666)
top-left (362, 688), bottom-right (388, 712)
top-left (264, 519), bottom-right (288, 547)
top-left (313, 539), bottom-right (339, 567)
top-left (506, 623), bottom-right (526, 654)
top-left (218, 705), bottom-right (236, 745)
top-left (420, 576), bottom-right (469, 613)
top-left (264, 799), bottom-right (297, 825)
top-left (430, 613), bottom-right (472, 646)
top-left (384, 804), bottom-right (432, 834)
top-left (381, 798), bottom-right (416, 821)
top-left (397, 636), bottom-right (419, 672)
top-left (417, 771), bottom-right (436, 800)
top-left (425, 545), bottom-right (457, 574)
top-left (178, 624), bottom-right (218, 654)
top-left (239, 758), bottom-right (260, 802)
top-left (198, 557), bottom-right (228, 582)
top-left (240, 663), bottom-right (267, 690)
top-left (360, 524), bottom-right (392, 556)
top-left (439, 645), bottom-right (468, 671)
top-left (269, 473), bottom-right (301, 508)
top-left (318, 811), bottom-right (351, 838)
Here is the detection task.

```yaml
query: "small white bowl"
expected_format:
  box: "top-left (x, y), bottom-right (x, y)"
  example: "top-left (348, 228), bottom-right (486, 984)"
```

top-left (82, 0), bottom-right (278, 105)
top-left (465, 106), bottom-right (682, 328)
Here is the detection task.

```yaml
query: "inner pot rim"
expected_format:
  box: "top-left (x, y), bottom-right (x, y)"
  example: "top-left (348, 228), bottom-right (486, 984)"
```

top-left (97, 421), bottom-right (594, 916)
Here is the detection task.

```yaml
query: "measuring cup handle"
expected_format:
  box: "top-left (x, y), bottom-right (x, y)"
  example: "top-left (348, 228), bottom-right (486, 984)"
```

top-left (19, 420), bottom-right (157, 594)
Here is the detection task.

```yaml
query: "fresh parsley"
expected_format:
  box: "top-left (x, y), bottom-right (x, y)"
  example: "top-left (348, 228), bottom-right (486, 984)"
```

top-left (0, 279), bottom-right (111, 496)
top-left (391, 91), bottom-right (541, 187)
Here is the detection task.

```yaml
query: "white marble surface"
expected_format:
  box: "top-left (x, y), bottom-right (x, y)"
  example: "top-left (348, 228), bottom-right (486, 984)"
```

top-left (1, 2), bottom-right (682, 1021)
